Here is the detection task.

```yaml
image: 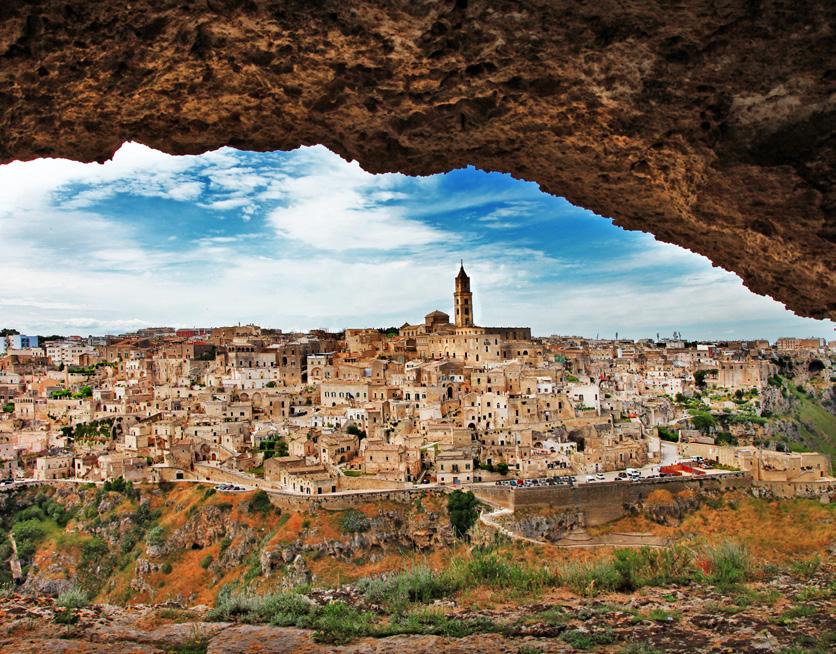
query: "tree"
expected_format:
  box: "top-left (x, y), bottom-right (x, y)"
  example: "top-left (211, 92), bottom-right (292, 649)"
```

top-left (694, 369), bottom-right (717, 389)
top-left (691, 412), bottom-right (717, 434)
top-left (447, 490), bottom-right (479, 539)
top-left (496, 462), bottom-right (509, 475)
top-left (346, 423), bottom-right (366, 439)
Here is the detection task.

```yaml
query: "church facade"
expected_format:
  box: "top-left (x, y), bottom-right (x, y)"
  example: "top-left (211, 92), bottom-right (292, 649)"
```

top-left (399, 263), bottom-right (534, 362)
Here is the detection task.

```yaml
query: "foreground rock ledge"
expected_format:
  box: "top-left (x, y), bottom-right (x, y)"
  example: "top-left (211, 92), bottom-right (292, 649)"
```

top-left (0, 0), bottom-right (833, 318)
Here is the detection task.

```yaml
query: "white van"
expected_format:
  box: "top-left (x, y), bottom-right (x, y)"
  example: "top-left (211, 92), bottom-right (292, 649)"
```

top-left (626, 468), bottom-right (641, 479)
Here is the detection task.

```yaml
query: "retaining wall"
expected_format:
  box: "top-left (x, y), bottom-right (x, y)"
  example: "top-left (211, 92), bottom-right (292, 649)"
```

top-left (473, 473), bottom-right (751, 526)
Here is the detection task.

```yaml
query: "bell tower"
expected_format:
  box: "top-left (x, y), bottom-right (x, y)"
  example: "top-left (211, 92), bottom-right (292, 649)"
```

top-left (454, 261), bottom-right (474, 328)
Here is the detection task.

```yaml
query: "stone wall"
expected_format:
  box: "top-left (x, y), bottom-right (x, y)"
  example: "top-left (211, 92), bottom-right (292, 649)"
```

top-left (336, 475), bottom-right (412, 492)
top-left (265, 486), bottom-right (449, 513)
top-left (752, 479), bottom-right (834, 501)
top-left (476, 473), bottom-right (751, 526)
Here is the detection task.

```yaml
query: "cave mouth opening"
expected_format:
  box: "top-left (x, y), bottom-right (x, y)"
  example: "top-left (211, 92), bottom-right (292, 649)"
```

top-left (0, 141), bottom-right (832, 341)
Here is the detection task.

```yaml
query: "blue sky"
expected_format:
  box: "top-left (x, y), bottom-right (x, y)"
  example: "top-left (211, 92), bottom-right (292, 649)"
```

top-left (0, 142), bottom-right (832, 341)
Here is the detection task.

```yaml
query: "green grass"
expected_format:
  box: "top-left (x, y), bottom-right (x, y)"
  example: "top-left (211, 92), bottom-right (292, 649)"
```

top-left (646, 608), bottom-right (680, 623)
top-left (772, 604), bottom-right (818, 625)
top-left (358, 565), bottom-right (456, 614)
top-left (56, 586), bottom-right (89, 609)
top-left (561, 627), bottom-right (616, 650)
top-left (789, 391), bottom-right (836, 468)
top-left (790, 556), bottom-right (821, 578)
top-left (704, 540), bottom-right (751, 591)
top-left (558, 546), bottom-right (695, 596)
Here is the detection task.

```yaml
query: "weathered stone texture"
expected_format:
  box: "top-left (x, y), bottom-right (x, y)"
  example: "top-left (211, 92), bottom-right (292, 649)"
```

top-left (0, 1), bottom-right (833, 317)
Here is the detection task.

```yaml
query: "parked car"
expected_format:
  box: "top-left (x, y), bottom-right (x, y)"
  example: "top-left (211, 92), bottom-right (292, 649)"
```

top-left (596, 473), bottom-right (605, 480)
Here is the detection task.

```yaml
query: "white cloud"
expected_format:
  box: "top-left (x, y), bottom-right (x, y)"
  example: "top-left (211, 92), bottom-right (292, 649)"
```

top-left (266, 149), bottom-right (447, 251)
top-left (0, 142), bottom-right (832, 340)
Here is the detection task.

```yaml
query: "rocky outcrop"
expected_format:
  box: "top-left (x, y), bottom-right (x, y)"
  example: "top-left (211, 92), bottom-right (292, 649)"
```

top-left (627, 488), bottom-right (704, 525)
top-left (496, 508), bottom-right (584, 542)
top-left (163, 504), bottom-right (230, 553)
top-left (0, 1), bottom-right (833, 318)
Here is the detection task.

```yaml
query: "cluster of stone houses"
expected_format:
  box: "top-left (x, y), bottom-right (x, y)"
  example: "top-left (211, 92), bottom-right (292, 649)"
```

top-left (0, 266), bottom-right (833, 493)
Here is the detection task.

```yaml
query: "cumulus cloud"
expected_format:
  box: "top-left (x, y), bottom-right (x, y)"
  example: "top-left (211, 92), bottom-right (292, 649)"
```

top-left (266, 149), bottom-right (446, 251)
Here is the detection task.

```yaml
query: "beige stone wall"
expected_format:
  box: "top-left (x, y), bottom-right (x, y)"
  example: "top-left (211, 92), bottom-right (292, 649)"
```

top-left (503, 473), bottom-right (751, 525)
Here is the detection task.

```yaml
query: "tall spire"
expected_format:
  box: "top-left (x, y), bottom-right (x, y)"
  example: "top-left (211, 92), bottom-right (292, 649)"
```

top-left (454, 261), bottom-right (473, 327)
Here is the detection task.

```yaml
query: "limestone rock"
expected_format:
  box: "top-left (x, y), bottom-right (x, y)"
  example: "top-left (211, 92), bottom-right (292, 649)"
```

top-left (0, 1), bottom-right (832, 318)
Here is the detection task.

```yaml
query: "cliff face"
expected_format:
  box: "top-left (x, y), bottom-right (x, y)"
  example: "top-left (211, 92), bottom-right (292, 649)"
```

top-left (2, 484), bottom-right (453, 606)
top-left (0, 0), bottom-right (833, 318)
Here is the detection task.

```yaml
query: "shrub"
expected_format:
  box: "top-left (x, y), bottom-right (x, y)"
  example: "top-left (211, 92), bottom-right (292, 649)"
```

top-left (56, 586), bottom-right (89, 609)
top-left (12, 519), bottom-right (47, 545)
top-left (562, 628), bottom-right (615, 650)
top-left (449, 551), bottom-right (548, 595)
top-left (145, 526), bottom-right (166, 548)
top-left (657, 426), bottom-right (678, 443)
top-left (358, 565), bottom-right (455, 613)
top-left (162, 562), bottom-right (173, 574)
top-left (613, 547), bottom-right (696, 590)
top-left (200, 554), bottom-right (213, 569)
top-left (248, 490), bottom-right (273, 514)
top-left (340, 509), bottom-right (371, 534)
top-left (691, 411), bottom-right (717, 434)
top-left (559, 558), bottom-right (621, 596)
top-left (705, 540), bottom-right (751, 590)
top-left (447, 490), bottom-right (479, 538)
top-left (53, 609), bottom-right (79, 625)
top-left (207, 589), bottom-right (315, 626)
top-left (312, 602), bottom-right (376, 645)
top-left (790, 556), bottom-right (821, 578)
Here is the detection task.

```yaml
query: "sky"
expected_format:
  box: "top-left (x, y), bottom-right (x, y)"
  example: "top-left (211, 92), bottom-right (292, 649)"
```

top-left (0, 142), bottom-right (832, 341)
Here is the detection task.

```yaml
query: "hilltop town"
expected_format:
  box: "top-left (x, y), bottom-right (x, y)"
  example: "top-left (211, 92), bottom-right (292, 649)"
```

top-left (1, 264), bottom-right (833, 498)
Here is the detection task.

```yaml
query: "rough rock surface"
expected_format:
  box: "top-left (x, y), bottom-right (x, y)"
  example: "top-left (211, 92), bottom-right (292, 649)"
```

top-left (0, 1), bottom-right (833, 318)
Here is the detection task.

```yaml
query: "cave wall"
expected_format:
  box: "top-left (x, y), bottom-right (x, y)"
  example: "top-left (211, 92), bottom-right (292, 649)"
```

top-left (0, 0), bottom-right (833, 318)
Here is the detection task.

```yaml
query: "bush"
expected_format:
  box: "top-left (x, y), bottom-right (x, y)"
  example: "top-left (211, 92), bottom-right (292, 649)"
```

top-left (559, 547), bottom-right (694, 596)
top-left (145, 526), bottom-right (166, 548)
top-left (56, 586), bottom-right (89, 609)
top-left (691, 411), bottom-right (717, 434)
top-left (15, 505), bottom-right (47, 523)
top-left (340, 509), bottom-right (371, 534)
top-left (559, 558), bottom-right (621, 596)
top-left (248, 490), bottom-right (273, 514)
top-left (562, 628), bottom-right (615, 650)
top-left (312, 602), bottom-right (376, 645)
top-left (715, 431), bottom-right (738, 446)
top-left (53, 608), bottom-right (79, 625)
top-left (705, 540), bottom-right (751, 590)
top-left (657, 427), bottom-right (678, 443)
top-left (12, 519), bottom-right (47, 546)
top-left (447, 490), bottom-right (479, 539)
top-left (358, 566), bottom-right (456, 614)
top-left (162, 562), bottom-right (173, 574)
top-left (200, 554), bottom-right (213, 569)
top-left (207, 589), bottom-right (316, 626)
top-left (452, 551), bottom-right (547, 593)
